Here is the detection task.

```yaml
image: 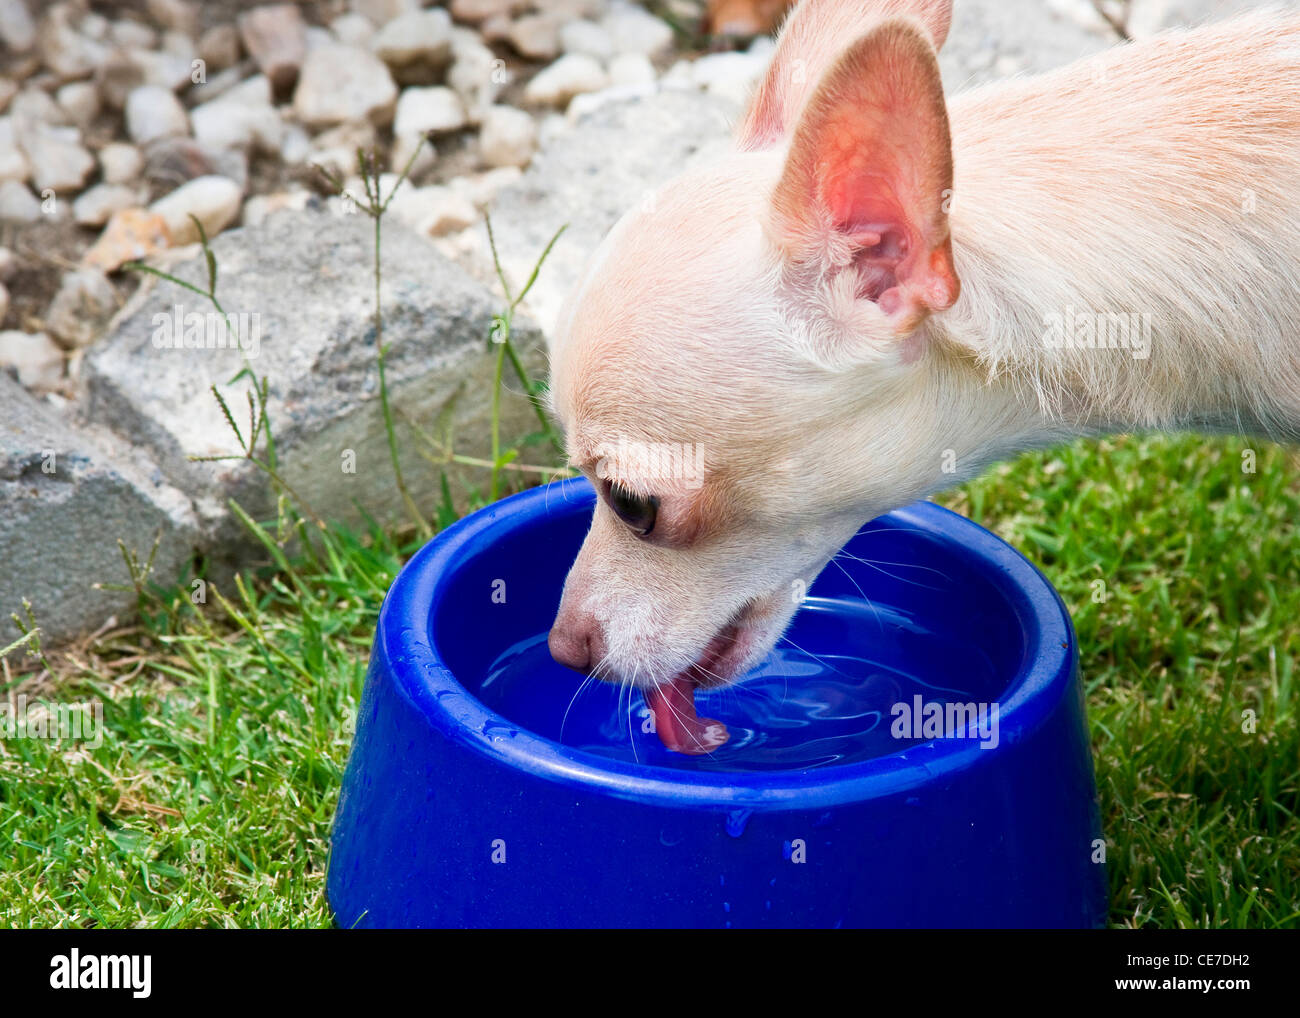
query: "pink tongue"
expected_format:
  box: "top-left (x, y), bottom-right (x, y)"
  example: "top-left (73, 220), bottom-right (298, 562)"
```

top-left (646, 674), bottom-right (730, 755)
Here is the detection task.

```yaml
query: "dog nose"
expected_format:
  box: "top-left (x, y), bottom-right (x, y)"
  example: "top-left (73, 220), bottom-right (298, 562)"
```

top-left (548, 612), bottom-right (604, 673)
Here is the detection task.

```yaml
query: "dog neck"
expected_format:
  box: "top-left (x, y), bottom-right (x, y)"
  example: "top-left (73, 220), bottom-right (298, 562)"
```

top-left (923, 31), bottom-right (1300, 451)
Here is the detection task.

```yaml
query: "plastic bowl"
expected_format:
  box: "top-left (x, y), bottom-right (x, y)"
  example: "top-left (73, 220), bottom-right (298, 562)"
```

top-left (328, 478), bottom-right (1107, 928)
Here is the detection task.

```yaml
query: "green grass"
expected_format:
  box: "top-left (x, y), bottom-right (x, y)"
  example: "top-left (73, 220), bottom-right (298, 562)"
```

top-left (0, 432), bottom-right (1296, 927)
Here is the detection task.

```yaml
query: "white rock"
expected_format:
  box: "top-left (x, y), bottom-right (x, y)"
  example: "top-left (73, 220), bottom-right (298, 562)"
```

top-left (0, 117), bottom-right (30, 181)
top-left (146, 0), bottom-right (199, 36)
top-left (602, 1), bottom-right (674, 57)
top-left (370, 9), bottom-right (453, 77)
top-left (278, 123), bottom-right (310, 164)
top-left (37, 3), bottom-right (109, 80)
top-left (241, 189), bottom-right (311, 228)
top-left (447, 33), bottom-right (504, 124)
top-left (390, 184), bottom-right (477, 237)
top-left (449, 0), bottom-right (522, 23)
top-left (14, 122), bottom-right (94, 194)
top-left (112, 19), bottom-right (159, 51)
top-left (523, 53), bottom-right (609, 108)
top-left (125, 85), bottom-right (189, 145)
top-left (478, 105), bottom-right (536, 169)
top-left (305, 120), bottom-right (376, 179)
top-left (560, 19), bottom-right (614, 61)
top-left (72, 183), bottom-right (138, 227)
top-left (98, 142), bottom-right (143, 185)
top-left (390, 131), bottom-right (436, 177)
top-left (331, 13), bottom-right (374, 46)
top-left (507, 14), bottom-right (562, 61)
top-left (0, 0), bottom-right (36, 52)
top-left (0, 78), bottom-right (16, 115)
top-left (130, 47), bottom-right (195, 92)
top-left (0, 246), bottom-right (16, 281)
top-left (237, 3), bottom-right (307, 92)
top-left (293, 43), bottom-right (397, 128)
top-left (691, 50), bottom-right (766, 106)
top-left (350, 0), bottom-right (420, 27)
top-left (11, 87), bottom-right (67, 126)
top-left (0, 330), bottom-right (63, 392)
top-left (191, 75), bottom-right (283, 154)
top-left (607, 51), bottom-right (656, 87)
top-left (0, 279), bottom-right (6, 320)
top-left (196, 24), bottom-right (241, 73)
top-left (149, 175), bottom-right (241, 245)
top-left (0, 180), bottom-right (39, 221)
top-left (393, 86), bottom-right (466, 137)
top-left (44, 268), bottom-right (117, 349)
top-left (56, 81), bottom-right (99, 127)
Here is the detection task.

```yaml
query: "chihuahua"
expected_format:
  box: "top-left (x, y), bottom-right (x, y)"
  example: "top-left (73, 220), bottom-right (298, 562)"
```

top-left (545, 0), bottom-right (1300, 752)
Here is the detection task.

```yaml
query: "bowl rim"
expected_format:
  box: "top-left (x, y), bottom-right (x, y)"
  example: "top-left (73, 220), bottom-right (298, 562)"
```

top-left (378, 478), bottom-right (1077, 812)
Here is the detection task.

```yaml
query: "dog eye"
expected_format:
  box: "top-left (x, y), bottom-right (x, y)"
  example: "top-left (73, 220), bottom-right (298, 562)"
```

top-left (606, 483), bottom-right (658, 536)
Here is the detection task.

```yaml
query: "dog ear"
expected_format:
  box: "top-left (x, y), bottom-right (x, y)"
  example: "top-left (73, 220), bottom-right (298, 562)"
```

top-left (768, 17), bottom-right (959, 336)
top-left (738, 0), bottom-right (952, 150)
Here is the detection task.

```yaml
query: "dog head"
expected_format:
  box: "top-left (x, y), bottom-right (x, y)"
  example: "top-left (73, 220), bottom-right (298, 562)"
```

top-left (546, 0), bottom-right (964, 747)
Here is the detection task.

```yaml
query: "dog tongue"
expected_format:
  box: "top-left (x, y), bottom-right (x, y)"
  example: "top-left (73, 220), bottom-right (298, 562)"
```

top-left (646, 674), bottom-right (730, 755)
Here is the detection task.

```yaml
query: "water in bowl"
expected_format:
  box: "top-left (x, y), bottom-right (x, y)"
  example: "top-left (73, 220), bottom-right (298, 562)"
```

top-left (478, 597), bottom-right (1002, 772)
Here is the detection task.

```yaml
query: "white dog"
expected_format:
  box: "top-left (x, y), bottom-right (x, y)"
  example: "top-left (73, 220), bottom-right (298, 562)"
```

top-left (545, 0), bottom-right (1300, 752)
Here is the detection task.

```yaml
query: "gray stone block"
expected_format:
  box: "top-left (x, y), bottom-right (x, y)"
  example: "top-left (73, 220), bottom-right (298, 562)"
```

top-left (0, 375), bottom-right (200, 645)
top-left (84, 205), bottom-right (545, 543)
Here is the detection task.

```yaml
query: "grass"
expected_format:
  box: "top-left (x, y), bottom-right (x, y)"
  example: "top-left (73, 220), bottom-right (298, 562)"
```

top-left (1, 431), bottom-right (1295, 928)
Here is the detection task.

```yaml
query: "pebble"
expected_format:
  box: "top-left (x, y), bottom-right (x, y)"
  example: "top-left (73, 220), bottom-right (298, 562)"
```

top-left (559, 19), bottom-right (615, 61)
top-left (15, 123), bottom-right (95, 194)
top-left (73, 183), bottom-right (139, 227)
top-left (293, 43), bottom-right (397, 128)
top-left (607, 51), bottom-right (656, 87)
top-left (331, 13), bottom-right (375, 47)
top-left (371, 9), bottom-right (454, 84)
top-left (0, 180), bottom-right (40, 221)
top-left (508, 14), bottom-right (563, 61)
top-left (478, 105), bottom-right (536, 169)
top-left (241, 189), bottom-right (311, 228)
top-left (44, 268), bottom-right (118, 349)
top-left (191, 75), bottom-right (283, 154)
top-left (0, 117), bottom-right (30, 181)
top-left (100, 142), bottom-right (144, 185)
top-left (602, 1), bottom-right (674, 57)
top-left (149, 174), bottom-right (242, 245)
top-left (448, 165), bottom-right (521, 209)
top-left (237, 3), bottom-right (307, 93)
top-left (110, 20), bottom-right (159, 51)
top-left (0, 246), bottom-right (16, 281)
top-left (350, 0), bottom-right (421, 27)
top-left (0, 0), bottom-right (36, 53)
top-left (393, 86), bottom-right (467, 137)
top-left (447, 32), bottom-right (504, 124)
top-left (0, 330), bottom-right (63, 393)
top-left (125, 85), bottom-right (190, 145)
top-left (390, 184), bottom-right (477, 237)
top-left (390, 131), bottom-right (437, 177)
top-left (37, 4), bottom-right (109, 80)
top-left (82, 207), bottom-right (173, 273)
top-left (449, 0), bottom-right (523, 23)
top-left (55, 81), bottom-right (100, 128)
top-left (146, 0), bottom-right (199, 37)
top-left (523, 53), bottom-right (609, 108)
top-left (197, 24), bottom-right (243, 74)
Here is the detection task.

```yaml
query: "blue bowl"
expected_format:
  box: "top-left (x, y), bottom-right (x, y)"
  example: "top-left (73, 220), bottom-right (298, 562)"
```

top-left (328, 478), bottom-right (1107, 928)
